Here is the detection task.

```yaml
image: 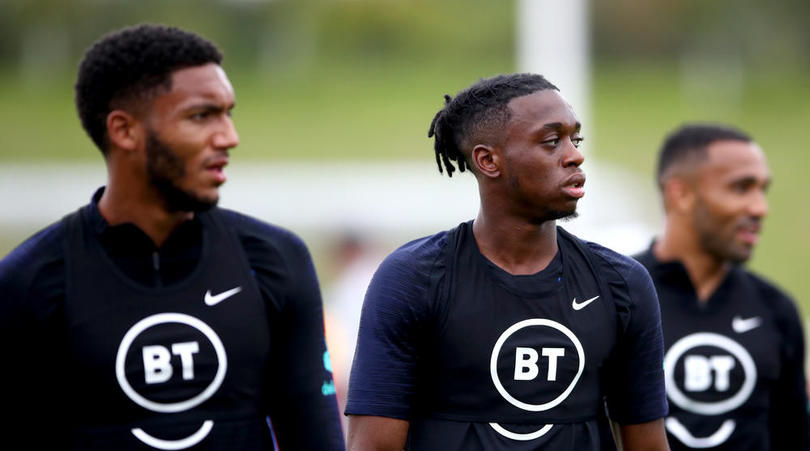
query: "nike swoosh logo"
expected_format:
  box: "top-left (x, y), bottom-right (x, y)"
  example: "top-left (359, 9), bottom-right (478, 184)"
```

top-left (204, 286), bottom-right (242, 306)
top-left (572, 295), bottom-right (600, 311)
top-left (732, 315), bottom-right (761, 333)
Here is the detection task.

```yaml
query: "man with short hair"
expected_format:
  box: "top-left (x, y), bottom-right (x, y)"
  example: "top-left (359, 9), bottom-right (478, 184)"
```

top-left (634, 123), bottom-right (809, 450)
top-left (0, 24), bottom-right (344, 450)
top-left (345, 73), bottom-right (670, 450)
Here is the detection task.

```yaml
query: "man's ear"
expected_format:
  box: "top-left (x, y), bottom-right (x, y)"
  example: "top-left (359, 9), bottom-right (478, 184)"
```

top-left (664, 176), bottom-right (696, 213)
top-left (472, 144), bottom-right (501, 179)
top-left (106, 109), bottom-right (142, 152)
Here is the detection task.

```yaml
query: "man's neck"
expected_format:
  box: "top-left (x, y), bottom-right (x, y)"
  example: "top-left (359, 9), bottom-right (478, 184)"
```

top-left (98, 184), bottom-right (193, 248)
top-left (654, 235), bottom-right (731, 303)
top-left (472, 210), bottom-right (558, 275)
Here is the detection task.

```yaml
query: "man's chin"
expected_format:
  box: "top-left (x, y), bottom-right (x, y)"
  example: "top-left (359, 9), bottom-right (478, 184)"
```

top-left (162, 187), bottom-right (219, 213)
top-left (556, 210), bottom-right (579, 222)
top-left (528, 208), bottom-right (578, 225)
top-left (549, 205), bottom-right (578, 222)
top-left (728, 248), bottom-right (753, 265)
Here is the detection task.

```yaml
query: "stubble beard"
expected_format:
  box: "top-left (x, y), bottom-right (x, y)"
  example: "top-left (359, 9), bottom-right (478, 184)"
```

top-left (508, 175), bottom-right (579, 223)
top-left (694, 200), bottom-right (750, 264)
top-left (145, 133), bottom-right (218, 213)
top-left (554, 209), bottom-right (579, 222)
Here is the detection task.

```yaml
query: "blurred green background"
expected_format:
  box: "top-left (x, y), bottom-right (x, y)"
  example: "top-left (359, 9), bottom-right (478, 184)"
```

top-left (0, 0), bottom-right (808, 313)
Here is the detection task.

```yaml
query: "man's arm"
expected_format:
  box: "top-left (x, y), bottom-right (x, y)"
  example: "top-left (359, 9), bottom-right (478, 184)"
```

top-left (0, 222), bottom-right (68, 447)
top-left (272, 235), bottom-right (344, 449)
top-left (618, 419), bottom-right (669, 451)
top-left (593, 246), bottom-right (669, 443)
top-left (347, 416), bottom-right (408, 451)
top-left (236, 217), bottom-right (345, 449)
top-left (344, 234), bottom-right (443, 448)
top-left (768, 291), bottom-right (810, 450)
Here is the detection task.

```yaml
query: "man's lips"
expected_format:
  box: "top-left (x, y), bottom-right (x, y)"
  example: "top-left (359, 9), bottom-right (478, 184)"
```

top-left (562, 172), bottom-right (586, 199)
top-left (737, 220), bottom-right (761, 245)
top-left (205, 158), bottom-right (229, 184)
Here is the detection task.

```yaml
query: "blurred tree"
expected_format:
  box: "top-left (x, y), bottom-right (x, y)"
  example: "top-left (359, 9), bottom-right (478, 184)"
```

top-left (593, 0), bottom-right (810, 71)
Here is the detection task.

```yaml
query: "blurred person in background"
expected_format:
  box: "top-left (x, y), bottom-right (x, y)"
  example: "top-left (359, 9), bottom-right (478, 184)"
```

top-left (634, 123), bottom-right (809, 450)
top-left (0, 24), bottom-right (343, 450)
top-left (345, 73), bottom-right (670, 450)
top-left (323, 231), bottom-right (384, 433)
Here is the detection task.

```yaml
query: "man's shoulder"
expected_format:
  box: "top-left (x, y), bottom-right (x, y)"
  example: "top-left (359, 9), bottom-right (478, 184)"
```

top-left (737, 267), bottom-right (800, 318)
top-left (567, 233), bottom-right (651, 282)
top-left (0, 220), bottom-right (66, 281)
top-left (560, 231), bottom-right (657, 312)
top-left (0, 220), bottom-right (67, 310)
top-left (385, 228), bottom-right (451, 268)
top-left (365, 228), bottom-right (452, 304)
top-left (214, 207), bottom-right (308, 256)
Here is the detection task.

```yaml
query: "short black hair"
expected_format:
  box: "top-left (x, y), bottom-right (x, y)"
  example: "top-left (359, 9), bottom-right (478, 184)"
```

top-left (428, 73), bottom-right (558, 177)
top-left (657, 123), bottom-right (752, 189)
top-left (75, 24), bottom-right (223, 154)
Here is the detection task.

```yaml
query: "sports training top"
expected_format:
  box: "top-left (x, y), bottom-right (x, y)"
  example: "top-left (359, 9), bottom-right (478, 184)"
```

top-left (636, 245), bottom-right (810, 451)
top-left (347, 221), bottom-right (667, 450)
top-left (0, 189), bottom-right (344, 450)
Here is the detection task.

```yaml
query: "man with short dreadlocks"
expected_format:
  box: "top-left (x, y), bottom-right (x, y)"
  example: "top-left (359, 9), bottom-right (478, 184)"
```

top-left (344, 74), bottom-right (670, 450)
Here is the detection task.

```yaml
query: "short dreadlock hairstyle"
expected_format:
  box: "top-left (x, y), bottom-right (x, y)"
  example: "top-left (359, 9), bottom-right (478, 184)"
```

top-left (657, 123), bottom-right (752, 189)
top-left (427, 73), bottom-right (558, 177)
top-left (75, 24), bottom-right (223, 155)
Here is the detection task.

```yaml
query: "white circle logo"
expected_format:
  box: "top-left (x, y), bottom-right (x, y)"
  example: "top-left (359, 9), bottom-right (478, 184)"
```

top-left (663, 332), bottom-right (756, 415)
top-left (490, 318), bottom-right (585, 412)
top-left (115, 313), bottom-right (228, 413)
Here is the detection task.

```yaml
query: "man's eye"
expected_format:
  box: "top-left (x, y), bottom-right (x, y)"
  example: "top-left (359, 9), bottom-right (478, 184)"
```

top-left (542, 138), bottom-right (560, 147)
top-left (732, 181), bottom-right (754, 193)
top-left (191, 112), bottom-right (210, 120)
top-left (572, 137), bottom-right (584, 148)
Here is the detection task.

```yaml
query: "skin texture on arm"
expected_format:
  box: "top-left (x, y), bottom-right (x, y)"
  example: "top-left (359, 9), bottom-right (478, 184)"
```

top-left (347, 416), bottom-right (409, 451)
top-left (618, 419), bottom-right (670, 451)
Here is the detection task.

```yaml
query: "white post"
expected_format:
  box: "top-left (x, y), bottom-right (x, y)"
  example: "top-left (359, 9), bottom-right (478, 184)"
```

top-left (516, 0), bottom-right (591, 150)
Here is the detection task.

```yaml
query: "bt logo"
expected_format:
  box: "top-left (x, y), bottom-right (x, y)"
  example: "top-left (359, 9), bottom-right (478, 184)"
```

top-left (663, 332), bottom-right (757, 448)
top-left (142, 341), bottom-right (200, 384)
top-left (683, 354), bottom-right (735, 392)
top-left (116, 313), bottom-right (227, 449)
top-left (490, 318), bottom-right (584, 411)
top-left (513, 347), bottom-right (566, 381)
top-left (488, 318), bottom-right (586, 441)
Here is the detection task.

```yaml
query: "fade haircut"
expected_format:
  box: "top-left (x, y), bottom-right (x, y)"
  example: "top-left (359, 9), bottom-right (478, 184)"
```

top-left (657, 123), bottom-right (752, 189)
top-left (75, 24), bottom-right (223, 155)
top-left (428, 73), bottom-right (558, 177)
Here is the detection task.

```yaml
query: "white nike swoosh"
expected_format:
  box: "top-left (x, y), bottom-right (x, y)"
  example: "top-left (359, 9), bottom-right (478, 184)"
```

top-left (572, 295), bottom-right (600, 311)
top-left (732, 315), bottom-right (762, 333)
top-left (204, 286), bottom-right (242, 306)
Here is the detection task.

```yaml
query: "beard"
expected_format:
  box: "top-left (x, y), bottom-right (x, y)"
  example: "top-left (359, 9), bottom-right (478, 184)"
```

top-left (521, 206), bottom-right (578, 225)
top-left (145, 133), bottom-right (218, 213)
top-left (693, 199), bottom-right (752, 264)
top-left (554, 210), bottom-right (579, 222)
top-left (507, 175), bottom-right (580, 223)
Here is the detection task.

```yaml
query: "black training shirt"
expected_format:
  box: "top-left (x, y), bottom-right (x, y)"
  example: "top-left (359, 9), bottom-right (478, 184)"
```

top-left (0, 188), bottom-right (344, 450)
top-left (635, 244), bottom-right (810, 451)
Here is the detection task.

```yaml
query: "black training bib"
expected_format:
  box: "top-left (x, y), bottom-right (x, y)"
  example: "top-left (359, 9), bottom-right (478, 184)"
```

top-left (413, 223), bottom-right (618, 428)
top-left (62, 206), bottom-right (273, 450)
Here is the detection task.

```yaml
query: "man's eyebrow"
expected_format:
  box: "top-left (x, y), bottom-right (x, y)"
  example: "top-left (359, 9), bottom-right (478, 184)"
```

top-left (537, 122), bottom-right (582, 133)
top-left (538, 121), bottom-right (582, 132)
top-left (183, 101), bottom-right (235, 113)
top-left (731, 174), bottom-right (772, 187)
